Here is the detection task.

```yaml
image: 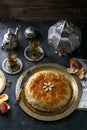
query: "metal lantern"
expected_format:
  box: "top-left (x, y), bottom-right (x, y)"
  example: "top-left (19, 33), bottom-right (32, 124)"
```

top-left (48, 20), bottom-right (81, 56)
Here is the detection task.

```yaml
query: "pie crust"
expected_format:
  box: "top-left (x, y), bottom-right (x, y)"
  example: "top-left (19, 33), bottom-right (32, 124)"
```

top-left (25, 70), bottom-right (72, 112)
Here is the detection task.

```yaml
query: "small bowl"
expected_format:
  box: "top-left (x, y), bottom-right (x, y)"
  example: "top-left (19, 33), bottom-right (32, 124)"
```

top-left (24, 26), bottom-right (38, 38)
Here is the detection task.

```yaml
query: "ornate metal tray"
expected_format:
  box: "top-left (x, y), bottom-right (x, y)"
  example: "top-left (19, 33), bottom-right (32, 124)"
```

top-left (15, 63), bottom-right (82, 121)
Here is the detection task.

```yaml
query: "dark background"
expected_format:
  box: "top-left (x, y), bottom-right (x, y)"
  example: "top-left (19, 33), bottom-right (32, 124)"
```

top-left (0, 0), bottom-right (87, 22)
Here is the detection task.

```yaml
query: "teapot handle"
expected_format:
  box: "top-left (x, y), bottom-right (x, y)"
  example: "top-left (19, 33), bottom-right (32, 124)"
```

top-left (1, 44), bottom-right (6, 51)
top-left (1, 42), bottom-right (9, 51)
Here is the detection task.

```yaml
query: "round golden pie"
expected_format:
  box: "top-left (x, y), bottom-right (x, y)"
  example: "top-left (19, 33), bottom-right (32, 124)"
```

top-left (24, 70), bottom-right (72, 112)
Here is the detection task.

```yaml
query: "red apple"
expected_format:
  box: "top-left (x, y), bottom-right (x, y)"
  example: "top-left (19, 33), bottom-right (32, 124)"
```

top-left (0, 101), bottom-right (10, 114)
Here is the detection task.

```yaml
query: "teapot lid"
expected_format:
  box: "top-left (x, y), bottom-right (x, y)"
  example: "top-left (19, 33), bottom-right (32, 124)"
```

top-left (3, 28), bottom-right (17, 43)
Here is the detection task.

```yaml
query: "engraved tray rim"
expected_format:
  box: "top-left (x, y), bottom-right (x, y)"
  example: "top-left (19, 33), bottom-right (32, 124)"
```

top-left (15, 63), bottom-right (82, 121)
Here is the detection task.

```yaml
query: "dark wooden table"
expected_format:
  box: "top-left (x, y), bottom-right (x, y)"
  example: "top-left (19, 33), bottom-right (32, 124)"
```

top-left (0, 21), bottom-right (87, 130)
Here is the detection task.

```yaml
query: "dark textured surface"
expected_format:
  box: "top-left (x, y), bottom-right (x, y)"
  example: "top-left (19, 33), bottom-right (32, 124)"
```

top-left (0, 0), bottom-right (87, 21)
top-left (0, 21), bottom-right (87, 130)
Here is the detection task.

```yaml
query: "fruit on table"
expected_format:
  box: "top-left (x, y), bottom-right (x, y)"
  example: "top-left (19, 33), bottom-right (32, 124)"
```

top-left (70, 58), bottom-right (82, 69)
top-left (0, 94), bottom-right (9, 102)
top-left (67, 58), bottom-right (86, 80)
top-left (0, 101), bottom-right (10, 114)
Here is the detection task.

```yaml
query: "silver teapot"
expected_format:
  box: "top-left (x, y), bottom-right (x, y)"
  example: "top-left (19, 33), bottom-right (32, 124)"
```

top-left (1, 26), bottom-right (20, 51)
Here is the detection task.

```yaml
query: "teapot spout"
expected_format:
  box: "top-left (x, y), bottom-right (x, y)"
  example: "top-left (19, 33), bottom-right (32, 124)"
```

top-left (15, 25), bottom-right (20, 37)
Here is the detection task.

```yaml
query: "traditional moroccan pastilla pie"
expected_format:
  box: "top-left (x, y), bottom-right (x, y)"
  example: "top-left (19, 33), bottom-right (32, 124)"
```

top-left (24, 70), bottom-right (72, 112)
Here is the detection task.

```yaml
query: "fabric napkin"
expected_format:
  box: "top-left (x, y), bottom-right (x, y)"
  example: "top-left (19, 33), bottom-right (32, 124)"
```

top-left (75, 58), bottom-right (87, 110)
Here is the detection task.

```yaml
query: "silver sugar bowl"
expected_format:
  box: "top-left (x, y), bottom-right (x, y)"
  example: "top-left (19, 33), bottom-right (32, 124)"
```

top-left (24, 26), bottom-right (38, 38)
